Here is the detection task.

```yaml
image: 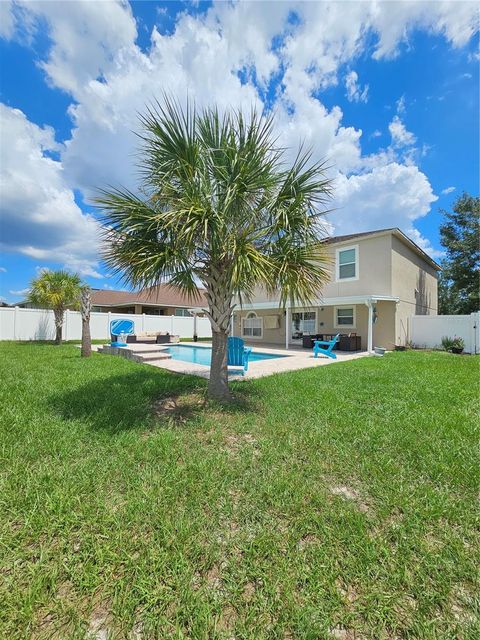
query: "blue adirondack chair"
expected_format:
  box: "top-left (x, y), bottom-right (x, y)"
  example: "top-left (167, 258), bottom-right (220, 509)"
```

top-left (110, 319), bottom-right (135, 347)
top-left (313, 334), bottom-right (340, 359)
top-left (227, 337), bottom-right (252, 374)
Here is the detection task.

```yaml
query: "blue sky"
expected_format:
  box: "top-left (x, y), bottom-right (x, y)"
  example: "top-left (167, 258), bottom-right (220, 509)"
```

top-left (0, 0), bottom-right (478, 303)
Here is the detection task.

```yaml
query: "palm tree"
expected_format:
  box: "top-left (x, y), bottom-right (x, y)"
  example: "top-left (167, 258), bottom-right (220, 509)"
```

top-left (28, 270), bottom-right (82, 345)
top-left (96, 100), bottom-right (333, 400)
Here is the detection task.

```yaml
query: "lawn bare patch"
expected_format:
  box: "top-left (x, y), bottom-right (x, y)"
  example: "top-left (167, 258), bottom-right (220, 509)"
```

top-left (329, 484), bottom-right (371, 514)
top-left (152, 392), bottom-right (206, 425)
top-left (223, 432), bottom-right (259, 457)
top-left (87, 603), bottom-right (112, 640)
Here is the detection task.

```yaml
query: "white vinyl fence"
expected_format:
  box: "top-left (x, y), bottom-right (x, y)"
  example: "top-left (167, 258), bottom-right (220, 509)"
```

top-left (0, 307), bottom-right (212, 342)
top-left (410, 312), bottom-right (479, 354)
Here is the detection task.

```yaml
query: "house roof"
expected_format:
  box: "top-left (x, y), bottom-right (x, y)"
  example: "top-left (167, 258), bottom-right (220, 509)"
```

top-left (324, 227), bottom-right (441, 270)
top-left (91, 284), bottom-right (208, 309)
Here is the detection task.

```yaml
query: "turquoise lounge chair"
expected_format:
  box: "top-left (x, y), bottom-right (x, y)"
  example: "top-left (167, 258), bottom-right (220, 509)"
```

top-left (110, 319), bottom-right (135, 347)
top-left (313, 334), bottom-right (339, 359)
top-left (228, 337), bottom-right (252, 374)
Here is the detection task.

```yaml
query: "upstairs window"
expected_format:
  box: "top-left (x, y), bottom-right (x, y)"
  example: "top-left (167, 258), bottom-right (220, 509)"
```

top-left (336, 245), bottom-right (358, 281)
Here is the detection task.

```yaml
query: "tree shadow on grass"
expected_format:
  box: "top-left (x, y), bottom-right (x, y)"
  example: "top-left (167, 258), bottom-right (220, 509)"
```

top-left (49, 368), bottom-right (261, 434)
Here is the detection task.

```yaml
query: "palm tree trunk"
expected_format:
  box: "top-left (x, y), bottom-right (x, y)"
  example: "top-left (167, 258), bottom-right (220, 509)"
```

top-left (209, 329), bottom-right (230, 400)
top-left (81, 287), bottom-right (92, 357)
top-left (81, 318), bottom-right (92, 357)
top-left (54, 309), bottom-right (63, 345)
top-left (205, 272), bottom-right (234, 401)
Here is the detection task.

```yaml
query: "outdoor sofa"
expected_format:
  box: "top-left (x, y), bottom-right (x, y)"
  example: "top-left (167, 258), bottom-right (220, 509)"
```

top-left (109, 330), bottom-right (180, 344)
top-left (302, 333), bottom-right (361, 351)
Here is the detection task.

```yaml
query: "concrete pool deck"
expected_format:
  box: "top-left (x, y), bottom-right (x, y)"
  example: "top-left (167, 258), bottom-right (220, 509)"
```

top-left (96, 341), bottom-right (370, 380)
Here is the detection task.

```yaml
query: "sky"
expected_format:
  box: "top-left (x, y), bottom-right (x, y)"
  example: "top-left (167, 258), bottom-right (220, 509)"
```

top-left (0, 0), bottom-right (478, 303)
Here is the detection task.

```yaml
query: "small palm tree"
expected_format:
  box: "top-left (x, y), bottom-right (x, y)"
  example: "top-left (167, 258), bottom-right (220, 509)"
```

top-left (28, 270), bottom-right (82, 345)
top-left (96, 100), bottom-right (333, 400)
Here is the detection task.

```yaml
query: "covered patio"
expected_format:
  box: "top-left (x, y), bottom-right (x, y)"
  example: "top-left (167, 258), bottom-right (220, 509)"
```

top-left (231, 295), bottom-right (400, 353)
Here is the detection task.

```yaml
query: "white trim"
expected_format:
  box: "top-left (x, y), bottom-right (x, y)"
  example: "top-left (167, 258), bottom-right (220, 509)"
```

top-left (241, 311), bottom-right (263, 339)
top-left (335, 244), bottom-right (359, 282)
top-left (334, 305), bottom-right (356, 329)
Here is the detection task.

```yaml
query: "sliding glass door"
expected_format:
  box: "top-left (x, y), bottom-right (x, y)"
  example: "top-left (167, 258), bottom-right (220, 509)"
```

top-left (291, 311), bottom-right (316, 343)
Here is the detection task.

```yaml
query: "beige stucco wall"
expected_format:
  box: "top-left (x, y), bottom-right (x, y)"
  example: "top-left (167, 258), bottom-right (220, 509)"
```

top-left (232, 307), bottom-right (287, 346)
top-left (241, 233), bottom-right (395, 304)
top-left (313, 302), bottom-right (396, 350)
top-left (315, 304), bottom-right (369, 349)
top-left (391, 235), bottom-right (438, 345)
top-left (322, 234), bottom-right (393, 299)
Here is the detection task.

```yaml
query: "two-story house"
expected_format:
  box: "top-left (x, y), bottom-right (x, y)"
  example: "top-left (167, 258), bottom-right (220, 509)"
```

top-left (231, 228), bottom-right (440, 352)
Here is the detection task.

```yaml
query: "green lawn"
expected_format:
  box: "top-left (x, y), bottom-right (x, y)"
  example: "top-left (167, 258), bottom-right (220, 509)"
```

top-left (0, 343), bottom-right (478, 639)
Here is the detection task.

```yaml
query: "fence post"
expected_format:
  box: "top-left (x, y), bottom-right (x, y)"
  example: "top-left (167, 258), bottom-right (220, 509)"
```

top-left (471, 312), bottom-right (479, 355)
top-left (171, 315), bottom-right (175, 335)
top-left (13, 306), bottom-right (18, 340)
top-left (107, 312), bottom-right (111, 340)
top-left (65, 309), bottom-right (69, 341)
top-left (142, 313), bottom-right (145, 331)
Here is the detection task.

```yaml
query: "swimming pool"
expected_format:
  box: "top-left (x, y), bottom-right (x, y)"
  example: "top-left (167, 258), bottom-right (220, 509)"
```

top-left (165, 344), bottom-right (286, 366)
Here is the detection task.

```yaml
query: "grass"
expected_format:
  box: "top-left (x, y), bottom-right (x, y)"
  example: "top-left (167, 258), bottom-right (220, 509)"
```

top-left (0, 343), bottom-right (478, 639)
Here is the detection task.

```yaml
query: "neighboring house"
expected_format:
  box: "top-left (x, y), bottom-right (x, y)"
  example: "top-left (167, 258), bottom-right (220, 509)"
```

top-left (232, 228), bottom-right (440, 351)
top-left (90, 284), bottom-right (208, 316)
top-left (19, 284), bottom-right (207, 316)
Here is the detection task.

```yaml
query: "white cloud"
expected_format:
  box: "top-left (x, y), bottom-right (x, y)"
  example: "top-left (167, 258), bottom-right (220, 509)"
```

top-left (370, 129), bottom-right (382, 138)
top-left (389, 115), bottom-right (417, 147)
top-left (0, 0), bottom-right (15, 39)
top-left (396, 95), bottom-right (406, 115)
top-left (12, 0), bottom-right (137, 96)
top-left (1, 0), bottom-right (477, 266)
top-left (0, 104), bottom-right (101, 276)
top-left (9, 288), bottom-right (29, 297)
top-left (441, 186), bottom-right (456, 195)
top-left (332, 163), bottom-right (439, 255)
top-left (405, 227), bottom-right (444, 259)
top-left (370, 0), bottom-right (479, 59)
top-left (0, 267), bottom-right (7, 273)
top-left (345, 70), bottom-right (369, 103)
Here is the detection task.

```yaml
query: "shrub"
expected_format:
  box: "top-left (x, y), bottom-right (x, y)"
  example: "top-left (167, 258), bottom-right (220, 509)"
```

top-left (452, 336), bottom-right (465, 350)
top-left (441, 336), bottom-right (465, 352)
top-left (441, 336), bottom-right (454, 351)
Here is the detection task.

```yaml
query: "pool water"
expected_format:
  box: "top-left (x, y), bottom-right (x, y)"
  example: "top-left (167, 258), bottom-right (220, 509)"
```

top-left (165, 344), bottom-right (286, 366)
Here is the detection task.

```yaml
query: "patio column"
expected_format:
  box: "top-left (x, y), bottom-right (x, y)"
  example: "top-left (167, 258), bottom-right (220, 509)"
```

top-left (285, 302), bottom-right (290, 350)
top-left (367, 300), bottom-right (373, 353)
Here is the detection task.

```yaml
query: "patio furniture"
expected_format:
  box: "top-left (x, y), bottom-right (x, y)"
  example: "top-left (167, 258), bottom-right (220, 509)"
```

top-left (302, 334), bottom-right (324, 349)
top-left (313, 334), bottom-right (340, 359)
top-left (118, 331), bottom-right (180, 344)
top-left (338, 334), bottom-right (362, 351)
top-left (156, 332), bottom-right (180, 344)
top-left (110, 319), bottom-right (135, 347)
top-left (227, 337), bottom-right (252, 374)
